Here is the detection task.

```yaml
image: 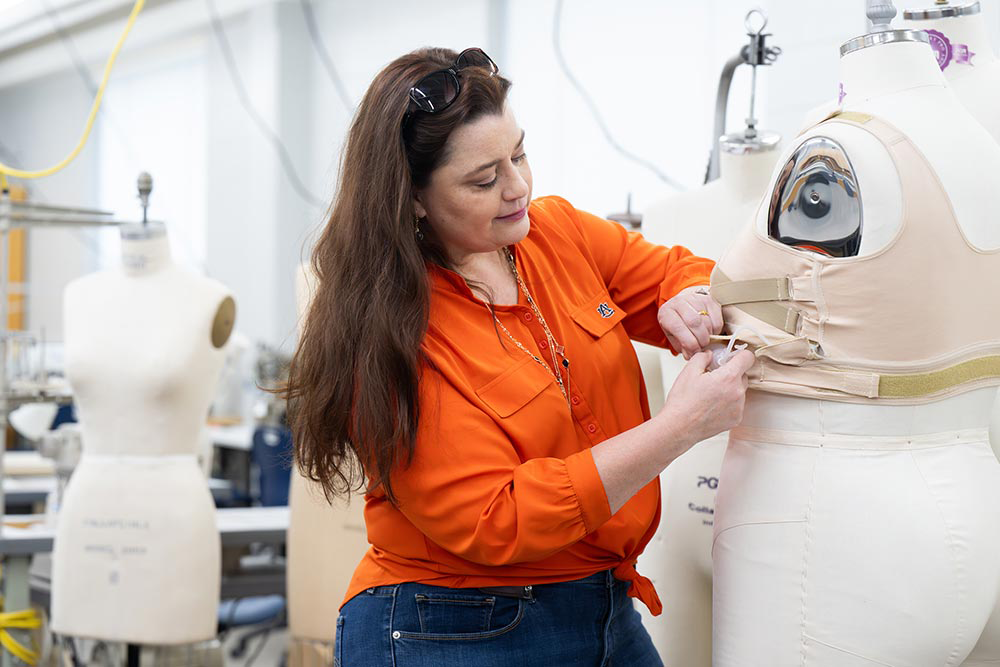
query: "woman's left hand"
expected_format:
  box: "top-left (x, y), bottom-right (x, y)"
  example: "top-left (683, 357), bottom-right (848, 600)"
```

top-left (657, 285), bottom-right (724, 360)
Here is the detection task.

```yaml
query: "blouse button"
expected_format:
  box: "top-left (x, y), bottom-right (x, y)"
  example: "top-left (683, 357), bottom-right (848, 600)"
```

top-left (539, 340), bottom-right (549, 350)
top-left (587, 423), bottom-right (597, 433)
top-left (571, 396), bottom-right (580, 406)
top-left (523, 312), bottom-right (534, 322)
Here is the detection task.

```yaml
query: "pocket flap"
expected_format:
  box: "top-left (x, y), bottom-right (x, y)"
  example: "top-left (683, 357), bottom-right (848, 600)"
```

top-left (571, 293), bottom-right (627, 339)
top-left (476, 355), bottom-right (552, 418)
top-left (755, 336), bottom-right (821, 366)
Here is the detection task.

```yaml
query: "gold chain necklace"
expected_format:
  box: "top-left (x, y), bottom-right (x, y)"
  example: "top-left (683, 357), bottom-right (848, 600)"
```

top-left (489, 247), bottom-right (571, 407)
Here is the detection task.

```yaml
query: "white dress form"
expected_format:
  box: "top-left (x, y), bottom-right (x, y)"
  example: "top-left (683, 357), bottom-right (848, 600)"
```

top-left (636, 141), bottom-right (780, 667)
top-left (903, 1), bottom-right (1000, 142)
top-left (53, 223), bottom-right (235, 644)
top-left (901, 2), bottom-right (1000, 466)
top-left (287, 264), bottom-right (369, 661)
top-left (712, 35), bottom-right (1000, 667)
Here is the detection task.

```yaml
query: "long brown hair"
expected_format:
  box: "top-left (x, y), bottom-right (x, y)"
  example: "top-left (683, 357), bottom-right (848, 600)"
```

top-left (285, 48), bottom-right (511, 504)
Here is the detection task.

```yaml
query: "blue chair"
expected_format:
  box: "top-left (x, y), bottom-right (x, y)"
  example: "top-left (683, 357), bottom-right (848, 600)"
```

top-left (252, 424), bottom-right (293, 507)
top-left (50, 403), bottom-right (77, 430)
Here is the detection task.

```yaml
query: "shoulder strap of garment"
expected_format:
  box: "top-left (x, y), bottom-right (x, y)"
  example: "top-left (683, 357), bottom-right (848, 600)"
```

top-left (800, 109), bottom-right (908, 147)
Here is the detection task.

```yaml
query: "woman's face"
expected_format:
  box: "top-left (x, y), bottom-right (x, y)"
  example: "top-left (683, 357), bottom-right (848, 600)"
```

top-left (414, 105), bottom-right (532, 266)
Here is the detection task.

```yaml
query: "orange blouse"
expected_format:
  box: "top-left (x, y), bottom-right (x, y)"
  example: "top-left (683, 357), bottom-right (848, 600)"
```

top-left (344, 196), bottom-right (714, 615)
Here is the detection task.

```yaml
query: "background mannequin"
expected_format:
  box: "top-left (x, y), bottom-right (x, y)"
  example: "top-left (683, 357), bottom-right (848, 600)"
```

top-left (712, 20), bottom-right (1000, 667)
top-left (636, 134), bottom-right (780, 667)
top-left (286, 263), bottom-right (369, 664)
top-left (902, 1), bottom-right (1000, 465)
top-left (53, 221), bottom-right (235, 644)
top-left (903, 1), bottom-right (1000, 142)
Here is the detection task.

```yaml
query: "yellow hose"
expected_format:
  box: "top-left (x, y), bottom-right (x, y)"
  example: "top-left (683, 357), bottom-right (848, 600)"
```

top-left (0, 0), bottom-right (146, 181)
top-left (0, 610), bottom-right (41, 665)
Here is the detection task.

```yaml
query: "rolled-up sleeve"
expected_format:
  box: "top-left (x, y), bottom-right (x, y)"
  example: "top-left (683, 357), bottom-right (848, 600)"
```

top-left (557, 197), bottom-right (714, 347)
top-left (392, 369), bottom-right (613, 566)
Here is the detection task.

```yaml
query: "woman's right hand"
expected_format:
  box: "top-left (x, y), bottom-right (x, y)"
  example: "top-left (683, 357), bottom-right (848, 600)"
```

top-left (658, 349), bottom-right (755, 453)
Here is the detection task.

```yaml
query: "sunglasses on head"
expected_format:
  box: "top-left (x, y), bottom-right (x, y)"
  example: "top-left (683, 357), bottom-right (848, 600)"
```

top-left (406, 48), bottom-right (498, 118)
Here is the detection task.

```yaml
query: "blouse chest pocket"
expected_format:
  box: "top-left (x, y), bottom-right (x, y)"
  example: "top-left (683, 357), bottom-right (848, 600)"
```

top-left (476, 355), bottom-right (554, 418)
top-left (570, 293), bottom-right (627, 339)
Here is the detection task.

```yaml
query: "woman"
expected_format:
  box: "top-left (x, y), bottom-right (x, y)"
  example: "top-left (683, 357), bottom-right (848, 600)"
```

top-left (286, 47), bottom-right (754, 666)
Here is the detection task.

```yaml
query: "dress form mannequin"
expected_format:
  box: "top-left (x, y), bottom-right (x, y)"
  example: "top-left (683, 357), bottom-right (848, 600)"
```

top-left (287, 263), bottom-right (368, 663)
top-left (902, 2), bottom-right (1000, 462)
top-left (53, 222), bottom-right (235, 643)
top-left (712, 17), bottom-right (1000, 667)
top-left (903, 1), bottom-right (1000, 142)
top-left (636, 136), bottom-right (780, 667)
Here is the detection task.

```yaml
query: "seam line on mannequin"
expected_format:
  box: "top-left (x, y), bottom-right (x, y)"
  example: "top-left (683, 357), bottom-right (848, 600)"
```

top-left (730, 427), bottom-right (988, 450)
top-left (798, 448), bottom-right (821, 667)
top-left (710, 518), bottom-right (806, 556)
top-left (801, 633), bottom-right (895, 666)
top-left (909, 450), bottom-right (966, 667)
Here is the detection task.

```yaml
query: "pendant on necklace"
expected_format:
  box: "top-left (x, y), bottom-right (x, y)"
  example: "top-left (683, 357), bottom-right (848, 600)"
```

top-left (554, 344), bottom-right (565, 356)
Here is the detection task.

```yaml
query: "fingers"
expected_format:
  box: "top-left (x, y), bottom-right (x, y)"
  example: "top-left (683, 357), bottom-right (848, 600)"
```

top-left (660, 286), bottom-right (728, 357)
top-left (679, 305), bottom-right (713, 350)
top-left (687, 285), bottom-right (724, 335)
top-left (665, 334), bottom-right (690, 361)
top-left (721, 349), bottom-right (756, 377)
top-left (703, 296), bottom-right (724, 335)
top-left (683, 350), bottom-right (713, 374)
top-left (660, 308), bottom-right (701, 358)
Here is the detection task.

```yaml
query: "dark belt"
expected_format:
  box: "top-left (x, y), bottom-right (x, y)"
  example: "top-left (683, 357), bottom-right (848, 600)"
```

top-left (477, 585), bottom-right (534, 600)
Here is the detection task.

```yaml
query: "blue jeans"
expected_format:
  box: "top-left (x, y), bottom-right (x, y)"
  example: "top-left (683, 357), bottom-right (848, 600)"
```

top-left (335, 570), bottom-right (663, 667)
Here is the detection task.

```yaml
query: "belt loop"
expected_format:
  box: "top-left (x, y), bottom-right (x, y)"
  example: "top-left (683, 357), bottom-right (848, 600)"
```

top-left (605, 570), bottom-right (614, 588)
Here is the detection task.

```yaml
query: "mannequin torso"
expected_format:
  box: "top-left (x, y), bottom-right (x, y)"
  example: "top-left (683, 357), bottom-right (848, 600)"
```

top-left (903, 2), bottom-right (1000, 143)
top-left (52, 223), bottom-right (234, 643)
top-left (287, 263), bottom-right (369, 656)
top-left (712, 35), bottom-right (1000, 667)
top-left (636, 141), bottom-right (780, 667)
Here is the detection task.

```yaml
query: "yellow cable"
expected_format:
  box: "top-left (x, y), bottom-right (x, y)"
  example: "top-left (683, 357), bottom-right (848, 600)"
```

top-left (0, 0), bottom-right (146, 181)
top-left (0, 562), bottom-right (42, 665)
top-left (0, 609), bottom-right (41, 665)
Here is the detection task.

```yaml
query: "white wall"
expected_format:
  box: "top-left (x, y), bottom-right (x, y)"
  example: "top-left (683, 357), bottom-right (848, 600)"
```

top-left (505, 0), bottom-right (868, 219)
top-left (1, 0), bottom-right (998, 350)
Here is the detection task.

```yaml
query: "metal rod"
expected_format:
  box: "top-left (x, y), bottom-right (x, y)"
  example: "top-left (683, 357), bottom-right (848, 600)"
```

top-left (707, 52), bottom-right (746, 183)
top-left (9, 202), bottom-right (113, 216)
top-left (7, 214), bottom-right (155, 228)
top-left (747, 65), bottom-right (759, 139)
